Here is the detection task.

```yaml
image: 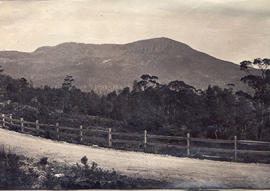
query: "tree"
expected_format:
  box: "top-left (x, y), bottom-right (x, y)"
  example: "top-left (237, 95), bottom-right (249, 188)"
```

top-left (133, 74), bottom-right (159, 92)
top-left (0, 65), bottom-right (4, 73)
top-left (61, 75), bottom-right (75, 113)
top-left (168, 80), bottom-right (195, 92)
top-left (240, 58), bottom-right (270, 139)
top-left (0, 66), bottom-right (5, 100)
top-left (204, 85), bottom-right (237, 139)
top-left (62, 75), bottom-right (75, 91)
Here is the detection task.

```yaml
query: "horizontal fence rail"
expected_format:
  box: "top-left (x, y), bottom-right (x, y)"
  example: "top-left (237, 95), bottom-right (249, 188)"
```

top-left (1, 113), bottom-right (270, 162)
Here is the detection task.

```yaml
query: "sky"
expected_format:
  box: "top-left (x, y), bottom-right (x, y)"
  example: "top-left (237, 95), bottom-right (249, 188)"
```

top-left (0, 0), bottom-right (269, 63)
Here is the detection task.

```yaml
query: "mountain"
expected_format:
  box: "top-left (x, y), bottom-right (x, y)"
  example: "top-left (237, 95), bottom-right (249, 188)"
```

top-left (0, 37), bottom-right (247, 93)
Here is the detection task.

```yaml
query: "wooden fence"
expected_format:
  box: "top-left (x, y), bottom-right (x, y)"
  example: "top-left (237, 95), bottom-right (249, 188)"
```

top-left (1, 113), bottom-right (270, 162)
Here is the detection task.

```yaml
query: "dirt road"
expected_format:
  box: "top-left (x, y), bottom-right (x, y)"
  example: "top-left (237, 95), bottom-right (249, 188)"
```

top-left (0, 128), bottom-right (269, 189)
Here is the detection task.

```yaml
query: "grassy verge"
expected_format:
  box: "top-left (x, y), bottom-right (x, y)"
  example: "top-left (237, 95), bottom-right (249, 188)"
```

top-left (0, 146), bottom-right (167, 189)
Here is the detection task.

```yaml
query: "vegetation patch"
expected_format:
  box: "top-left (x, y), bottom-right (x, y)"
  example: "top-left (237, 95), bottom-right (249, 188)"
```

top-left (0, 147), bottom-right (167, 189)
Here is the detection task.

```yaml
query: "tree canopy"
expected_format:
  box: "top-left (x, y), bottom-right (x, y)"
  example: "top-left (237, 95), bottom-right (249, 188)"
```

top-left (0, 69), bottom-right (269, 141)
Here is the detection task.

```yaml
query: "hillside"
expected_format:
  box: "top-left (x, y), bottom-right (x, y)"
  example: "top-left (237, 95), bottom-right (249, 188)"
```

top-left (0, 37), bottom-right (246, 93)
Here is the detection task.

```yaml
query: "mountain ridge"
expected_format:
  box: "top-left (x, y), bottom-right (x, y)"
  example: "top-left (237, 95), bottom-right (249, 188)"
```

top-left (0, 37), bottom-right (246, 93)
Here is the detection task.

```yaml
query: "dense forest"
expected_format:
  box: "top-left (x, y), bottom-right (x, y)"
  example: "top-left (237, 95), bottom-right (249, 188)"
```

top-left (0, 58), bottom-right (270, 141)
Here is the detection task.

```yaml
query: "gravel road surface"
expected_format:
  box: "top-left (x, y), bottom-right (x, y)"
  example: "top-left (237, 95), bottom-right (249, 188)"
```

top-left (0, 128), bottom-right (269, 189)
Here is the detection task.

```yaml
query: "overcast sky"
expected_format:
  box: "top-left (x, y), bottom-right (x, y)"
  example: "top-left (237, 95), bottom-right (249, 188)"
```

top-left (0, 0), bottom-right (269, 63)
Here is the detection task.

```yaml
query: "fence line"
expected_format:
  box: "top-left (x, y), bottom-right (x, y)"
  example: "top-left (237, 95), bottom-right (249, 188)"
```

top-left (1, 113), bottom-right (270, 162)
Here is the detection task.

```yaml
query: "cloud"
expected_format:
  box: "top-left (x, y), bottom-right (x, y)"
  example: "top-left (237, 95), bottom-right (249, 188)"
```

top-left (0, 0), bottom-right (269, 63)
top-left (165, 0), bottom-right (270, 19)
top-left (0, 0), bottom-right (49, 0)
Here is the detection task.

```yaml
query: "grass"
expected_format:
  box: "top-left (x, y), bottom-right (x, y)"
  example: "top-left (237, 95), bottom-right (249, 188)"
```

top-left (0, 146), bottom-right (167, 189)
top-left (0, 146), bottom-right (37, 189)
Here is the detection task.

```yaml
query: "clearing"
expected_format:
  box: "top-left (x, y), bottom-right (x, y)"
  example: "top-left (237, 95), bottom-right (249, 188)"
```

top-left (0, 128), bottom-right (269, 189)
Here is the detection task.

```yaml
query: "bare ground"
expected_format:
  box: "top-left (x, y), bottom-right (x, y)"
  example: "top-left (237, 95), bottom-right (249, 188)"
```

top-left (0, 128), bottom-right (269, 189)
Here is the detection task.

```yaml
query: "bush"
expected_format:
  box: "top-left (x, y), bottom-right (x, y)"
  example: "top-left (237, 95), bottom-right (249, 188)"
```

top-left (0, 148), bottom-right (167, 189)
top-left (0, 147), bottom-right (37, 189)
top-left (39, 157), bottom-right (48, 166)
top-left (80, 156), bottom-right (88, 167)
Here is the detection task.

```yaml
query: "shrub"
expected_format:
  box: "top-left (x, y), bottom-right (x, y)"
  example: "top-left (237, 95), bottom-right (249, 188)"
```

top-left (80, 155), bottom-right (88, 167)
top-left (39, 157), bottom-right (48, 166)
top-left (0, 146), bottom-right (36, 189)
top-left (0, 150), bottom-right (167, 189)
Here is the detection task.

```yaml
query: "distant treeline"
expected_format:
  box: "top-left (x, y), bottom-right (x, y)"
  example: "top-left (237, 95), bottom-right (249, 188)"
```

top-left (1, 58), bottom-right (270, 141)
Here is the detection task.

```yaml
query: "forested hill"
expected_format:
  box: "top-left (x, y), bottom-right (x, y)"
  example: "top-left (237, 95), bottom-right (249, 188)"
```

top-left (0, 37), bottom-right (246, 93)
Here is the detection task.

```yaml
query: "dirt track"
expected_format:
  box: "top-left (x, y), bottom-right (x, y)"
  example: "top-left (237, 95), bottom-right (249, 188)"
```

top-left (0, 128), bottom-right (270, 189)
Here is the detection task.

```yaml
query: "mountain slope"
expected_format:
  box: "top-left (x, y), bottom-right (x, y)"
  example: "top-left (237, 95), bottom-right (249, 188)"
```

top-left (0, 37), bottom-right (246, 93)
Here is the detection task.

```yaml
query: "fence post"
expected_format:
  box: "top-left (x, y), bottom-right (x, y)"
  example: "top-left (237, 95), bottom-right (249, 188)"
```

top-left (234, 135), bottom-right (237, 162)
top-left (2, 114), bottom-right (5, 128)
top-left (80, 125), bottom-right (83, 142)
top-left (9, 114), bottom-right (13, 127)
top-left (36, 120), bottom-right (39, 130)
top-left (56, 122), bottom-right (59, 140)
top-left (20, 118), bottom-right (24, 132)
top-left (144, 130), bottom-right (147, 149)
top-left (108, 128), bottom-right (112, 147)
top-left (187, 133), bottom-right (190, 156)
